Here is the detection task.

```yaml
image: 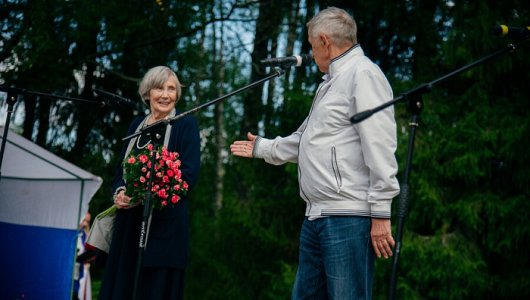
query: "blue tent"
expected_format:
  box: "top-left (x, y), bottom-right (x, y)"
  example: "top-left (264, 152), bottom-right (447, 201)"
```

top-left (0, 127), bottom-right (102, 299)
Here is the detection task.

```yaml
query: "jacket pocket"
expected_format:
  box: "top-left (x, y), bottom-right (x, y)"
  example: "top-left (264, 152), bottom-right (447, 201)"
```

top-left (331, 146), bottom-right (343, 193)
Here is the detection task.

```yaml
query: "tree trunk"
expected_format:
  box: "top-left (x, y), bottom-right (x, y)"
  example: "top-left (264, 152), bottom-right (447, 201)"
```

top-left (213, 2), bottom-right (227, 213)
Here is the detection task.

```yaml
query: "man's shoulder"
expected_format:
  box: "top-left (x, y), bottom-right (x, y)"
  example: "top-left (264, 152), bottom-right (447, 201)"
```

top-left (348, 55), bottom-right (378, 71)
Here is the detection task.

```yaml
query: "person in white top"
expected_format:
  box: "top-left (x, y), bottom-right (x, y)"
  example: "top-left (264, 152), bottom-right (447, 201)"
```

top-left (230, 6), bottom-right (400, 299)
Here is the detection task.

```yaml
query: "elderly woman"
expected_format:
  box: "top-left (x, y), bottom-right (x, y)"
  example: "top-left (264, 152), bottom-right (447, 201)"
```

top-left (98, 66), bottom-right (201, 300)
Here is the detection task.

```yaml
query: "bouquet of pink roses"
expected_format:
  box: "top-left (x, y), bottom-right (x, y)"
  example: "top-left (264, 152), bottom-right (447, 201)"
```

top-left (123, 144), bottom-right (188, 209)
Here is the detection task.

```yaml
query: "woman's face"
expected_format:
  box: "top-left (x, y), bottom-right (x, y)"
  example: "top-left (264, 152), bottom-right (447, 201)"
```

top-left (149, 76), bottom-right (178, 117)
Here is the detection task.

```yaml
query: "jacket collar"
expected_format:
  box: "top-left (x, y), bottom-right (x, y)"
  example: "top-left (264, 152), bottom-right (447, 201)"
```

top-left (326, 44), bottom-right (363, 80)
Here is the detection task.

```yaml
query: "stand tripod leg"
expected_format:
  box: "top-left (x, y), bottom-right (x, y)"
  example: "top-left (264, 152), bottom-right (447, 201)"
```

top-left (0, 92), bottom-right (18, 178)
top-left (389, 109), bottom-right (420, 300)
top-left (132, 139), bottom-right (159, 300)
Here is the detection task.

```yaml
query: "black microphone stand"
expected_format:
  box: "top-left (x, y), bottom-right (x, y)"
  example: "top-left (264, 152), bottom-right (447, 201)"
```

top-left (0, 85), bottom-right (104, 180)
top-left (349, 38), bottom-right (527, 300)
top-left (126, 67), bottom-right (285, 300)
top-left (129, 120), bottom-right (166, 300)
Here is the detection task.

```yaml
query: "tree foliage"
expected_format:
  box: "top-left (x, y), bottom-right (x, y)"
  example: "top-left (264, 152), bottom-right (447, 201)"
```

top-left (1, 0), bottom-right (529, 299)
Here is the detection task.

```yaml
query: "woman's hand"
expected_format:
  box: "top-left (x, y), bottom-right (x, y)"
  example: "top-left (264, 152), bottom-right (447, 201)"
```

top-left (114, 190), bottom-right (136, 209)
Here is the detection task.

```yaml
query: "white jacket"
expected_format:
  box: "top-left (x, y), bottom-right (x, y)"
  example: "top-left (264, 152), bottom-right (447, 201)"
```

top-left (254, 45), bottom-right (400, 218)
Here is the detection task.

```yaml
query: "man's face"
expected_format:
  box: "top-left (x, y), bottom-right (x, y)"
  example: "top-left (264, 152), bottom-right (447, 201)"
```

top-left (308, 34), bottom-right (330, 73)
top-left (81, 213), bottom-right (91, 229)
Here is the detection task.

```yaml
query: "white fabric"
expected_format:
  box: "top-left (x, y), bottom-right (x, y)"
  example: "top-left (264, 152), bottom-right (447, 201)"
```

top-left (253, 46), bottom-right (400, 219)
top-left (78, 266), bottom-right (92, 300)
top-left (0, 126), bottom-right (102, 229)
top-left (76, 231), bottom-right (92, 300)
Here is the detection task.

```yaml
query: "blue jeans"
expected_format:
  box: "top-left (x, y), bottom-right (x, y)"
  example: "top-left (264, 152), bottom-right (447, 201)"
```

top-left (292, 216), bottom-right (374, 300)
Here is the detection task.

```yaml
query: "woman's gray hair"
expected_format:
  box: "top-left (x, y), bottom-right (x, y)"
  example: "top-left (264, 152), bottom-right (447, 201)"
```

top-left (307, 7), bottom-right (357, 47)
top-left (138, 66), bottom-right (182, 105)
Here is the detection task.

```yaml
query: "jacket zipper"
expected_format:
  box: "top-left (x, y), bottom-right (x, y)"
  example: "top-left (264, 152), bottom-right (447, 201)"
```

top-left (298, 84), bottom-right (326, 210)
top-left (331, 146), bottom-right (343, 193)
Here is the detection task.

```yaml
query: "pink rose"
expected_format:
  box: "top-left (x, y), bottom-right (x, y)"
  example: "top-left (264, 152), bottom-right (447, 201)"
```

top-left (128, 157), bottom-right (136, 164)
top-left (138, 154), bottom-right (149, 163)
top-left (171, 195), bottom-right (179, 204)
top-left (157, 189), bottom-right (168, 199)
top-left (174, 169), bottom-right (182, 179)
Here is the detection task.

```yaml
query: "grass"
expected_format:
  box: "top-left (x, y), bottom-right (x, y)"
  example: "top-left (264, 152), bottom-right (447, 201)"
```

top-left (91, 279), bottom-right (101, 299)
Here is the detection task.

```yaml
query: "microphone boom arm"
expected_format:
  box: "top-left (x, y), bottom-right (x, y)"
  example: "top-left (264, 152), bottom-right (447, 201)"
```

top-left (351, 42), bottom-right (519, 124)
top-left (0, 85), bottom-right (104, 179)
top-left (353, 40), bottom-right (527, 300)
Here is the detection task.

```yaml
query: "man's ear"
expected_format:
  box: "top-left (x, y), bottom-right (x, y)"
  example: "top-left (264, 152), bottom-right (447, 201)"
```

top-left (319, 33), bottom-right (330, 46)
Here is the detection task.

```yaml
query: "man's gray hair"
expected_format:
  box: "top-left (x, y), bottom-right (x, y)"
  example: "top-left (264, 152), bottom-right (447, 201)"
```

top-left (307, 7), bottom-right (357, 47)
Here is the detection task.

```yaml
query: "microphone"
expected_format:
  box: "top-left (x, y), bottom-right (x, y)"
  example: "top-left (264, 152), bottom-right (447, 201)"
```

top-left (491, 25), bottom-right (530, 39)
top-left (94, 89), bottom-right (135, 107)
top-left (260, 54), bottom-right (313, 67)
